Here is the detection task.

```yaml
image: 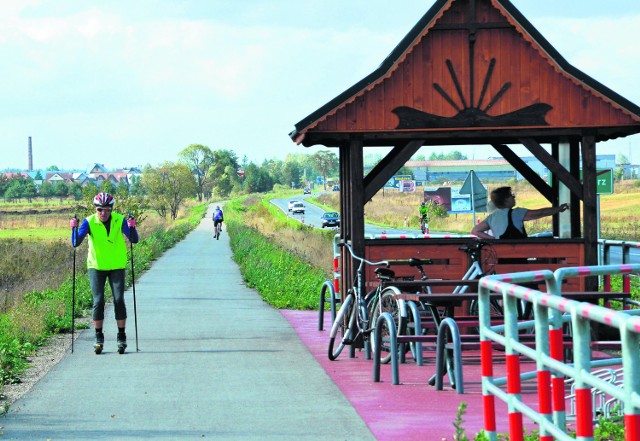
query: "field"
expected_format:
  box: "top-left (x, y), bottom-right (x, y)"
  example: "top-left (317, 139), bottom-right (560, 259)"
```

top-left (3, 182), bottom-right (638, 311)
top-left (0, 203), bottom-right (182, 313)
top-left (316, 180), bottom-right (640, 240)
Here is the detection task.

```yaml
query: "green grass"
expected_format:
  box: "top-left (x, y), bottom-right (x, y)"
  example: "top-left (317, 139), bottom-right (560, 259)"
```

top-left (0, 229), bottom-right (68, 240)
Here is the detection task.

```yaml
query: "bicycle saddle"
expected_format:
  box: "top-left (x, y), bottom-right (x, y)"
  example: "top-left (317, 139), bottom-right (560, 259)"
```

top-left (408, 257), bottom-right (432, 267)
top-left (374, 267), bottom-right (395, 280)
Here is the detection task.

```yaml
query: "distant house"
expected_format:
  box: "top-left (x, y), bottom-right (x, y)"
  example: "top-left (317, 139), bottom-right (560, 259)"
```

top-left (87, 164), bottom-right (141, 187)
top-left (89, 163), bottom-right (109, 174)
top-left (2, 172), bottom-right (29, 179)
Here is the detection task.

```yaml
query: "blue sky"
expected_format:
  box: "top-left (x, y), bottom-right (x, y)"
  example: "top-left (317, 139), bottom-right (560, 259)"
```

top-left (1, 0), bottom-right (639, 171)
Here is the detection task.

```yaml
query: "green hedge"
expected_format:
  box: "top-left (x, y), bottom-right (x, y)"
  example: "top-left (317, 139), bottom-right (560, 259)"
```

top-left (226, 198), bottom-right (325, 310)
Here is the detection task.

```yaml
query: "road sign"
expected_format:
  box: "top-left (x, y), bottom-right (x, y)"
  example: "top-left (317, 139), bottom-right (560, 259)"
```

top-left (596, 169), bottom-right (613, 195)
top-left (576, 169), bottom-right (613, 194)
top-left (459, 170), bottom-right (488, 212)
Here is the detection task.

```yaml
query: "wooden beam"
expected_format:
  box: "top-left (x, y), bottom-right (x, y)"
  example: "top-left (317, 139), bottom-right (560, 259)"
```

top-left (338, 144), bottom-right (351, 300)
top-left (519, 138), bottom-right (583, 200)
top-left (363, 140), bottom-right (424, 203)
top-left (348, 139), bottom-right (365, 266)
top-left (581, 135), bottom-right (598, 290)
top-left (492, 143), bottom-right (551, 200)
top-left (569, 140), bottom-right (581, 237)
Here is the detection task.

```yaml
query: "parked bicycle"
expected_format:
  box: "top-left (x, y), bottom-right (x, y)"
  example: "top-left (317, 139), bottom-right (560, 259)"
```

top-left (328, 242), bottom-right (407, 362)
top-left (458, 239), bottom-right (503, 325)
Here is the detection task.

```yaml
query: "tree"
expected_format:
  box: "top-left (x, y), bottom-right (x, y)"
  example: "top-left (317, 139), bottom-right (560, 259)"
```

top-left (208, 149), bottom-right (241, 197)
top-left (428, 151), bottom-right (468, 160)
top-left (281, 161), bottom-right (301, 189)
top-left (100, 180), bottom-right (116, 195)
top-left (179, 144), bottom-right (214, 201)
top-left (115, 179), bottom-right (130, 200)
top-left (311, 150), bottom-right (339, 190)
top-left (82, 182), bottom-right (99, 203)
top-left (244, 163), bottom-right (273, 193)
top-left (142, 162), bottom-right (196, 220)
top-left (40, 181), bottom-right (55, 202)
top-left (69, 182), bottom-right (83, 201)
top-left (214, 165), bottom-right (237, 197)
top-left (129, 175), bottom-right (145, 197)
top-left (4, 179), bottom-right (24, 202)
top-left (23, 179), bottom-right (37, 202)
top-left (54, 181), bottom-right (69, 203)
top-left (0, 174), bottom-right (8, 197)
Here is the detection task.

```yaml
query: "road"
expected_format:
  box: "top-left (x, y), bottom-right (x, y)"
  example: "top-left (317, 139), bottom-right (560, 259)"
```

top-left (271, 196), bottom-right (640, 265)
top-left (271, 195), bottom-right (420, 235)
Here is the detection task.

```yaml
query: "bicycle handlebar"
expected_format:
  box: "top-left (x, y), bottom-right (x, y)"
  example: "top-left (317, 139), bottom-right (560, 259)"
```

top-left (459, 239), bottom-right (488, 253)
top-left (342, 242), bottom-right (389, 269)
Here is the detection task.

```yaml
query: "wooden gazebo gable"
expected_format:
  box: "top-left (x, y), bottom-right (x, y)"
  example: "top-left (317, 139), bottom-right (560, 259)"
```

top-left (290, 0), bottom-right (640, 276)
top-left (291, 0), bottom-right (640, 144)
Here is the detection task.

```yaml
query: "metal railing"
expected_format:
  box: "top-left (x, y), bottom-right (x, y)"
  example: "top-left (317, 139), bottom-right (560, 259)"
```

top-left (478, 264), bottom-right (640, 441)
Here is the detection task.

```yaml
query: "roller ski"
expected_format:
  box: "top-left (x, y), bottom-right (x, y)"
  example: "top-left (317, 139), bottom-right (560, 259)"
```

top-left (94, 331), bottom-right (104, 355)
top-left (117, 332), bottom-right (127, 354)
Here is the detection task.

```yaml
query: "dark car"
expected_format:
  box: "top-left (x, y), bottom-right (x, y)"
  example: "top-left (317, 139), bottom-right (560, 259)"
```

top-left (321, 211), bottom-right (340, 228)
top-left (332, 185), bottom-right (340, 191)
top-left (303, 187), bottom-right (311, 195)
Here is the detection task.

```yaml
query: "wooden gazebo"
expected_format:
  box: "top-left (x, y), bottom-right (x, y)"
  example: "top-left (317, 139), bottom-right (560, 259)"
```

top-left (290, 0), bottom-right (640, 292)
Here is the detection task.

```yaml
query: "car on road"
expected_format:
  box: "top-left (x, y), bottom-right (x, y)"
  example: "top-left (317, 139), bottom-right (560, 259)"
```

top-left (288, 200), bottom-right (299, 211)
top-left (332, 185), bottom-right (340, 191)
top-left (321, 211), bottom-right (340, 228)
top-left (291, 202), bottom-right (305, 214)
top-left (303, 187), bottom-right (311, 195)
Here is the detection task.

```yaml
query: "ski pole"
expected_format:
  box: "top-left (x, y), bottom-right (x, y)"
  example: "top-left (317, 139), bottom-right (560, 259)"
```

top-left (71, 213), bottom-right (77, 354)
top-left (128, 212), bottom-right (139, 352)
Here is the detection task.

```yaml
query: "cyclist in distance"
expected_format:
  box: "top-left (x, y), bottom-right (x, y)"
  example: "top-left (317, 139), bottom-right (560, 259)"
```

top-left (471, 186), bottom-right (568, 239)
top-left (69, 192), bottom-right (139, 353)
top-left (212, 205), bottom-right (224, 239)
top-left (418, 201), bottom-right (430, 233)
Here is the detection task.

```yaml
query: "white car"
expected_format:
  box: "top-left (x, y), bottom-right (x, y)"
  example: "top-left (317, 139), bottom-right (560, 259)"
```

top-left (291, 202), bottom-right (305, 214)
top-left (287, 200), bottom-right (299, 212)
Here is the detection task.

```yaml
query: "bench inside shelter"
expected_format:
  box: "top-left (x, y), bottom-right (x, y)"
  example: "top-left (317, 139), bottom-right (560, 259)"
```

top-left (361, 237), bottom-right (586, 293)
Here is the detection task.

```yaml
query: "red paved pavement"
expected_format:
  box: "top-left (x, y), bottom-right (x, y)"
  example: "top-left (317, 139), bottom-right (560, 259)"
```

top-left (281, 310), bottom-right (542, 441)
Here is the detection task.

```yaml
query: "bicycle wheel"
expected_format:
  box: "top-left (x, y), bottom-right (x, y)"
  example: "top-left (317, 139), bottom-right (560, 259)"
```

top-left (370, 286), bottom-right (406, 364)
top-left (328, 294), bottom-right (355, 360)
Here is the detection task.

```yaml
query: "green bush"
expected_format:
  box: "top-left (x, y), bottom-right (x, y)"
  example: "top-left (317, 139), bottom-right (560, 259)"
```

top-left (227, 219), bottom-right (325, 310)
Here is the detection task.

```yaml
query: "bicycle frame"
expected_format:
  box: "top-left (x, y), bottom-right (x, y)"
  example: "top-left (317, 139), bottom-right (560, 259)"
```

top-left (328, 242), bottom-right (392, 360)
top-left (345, 242), bottom-right (389, 334)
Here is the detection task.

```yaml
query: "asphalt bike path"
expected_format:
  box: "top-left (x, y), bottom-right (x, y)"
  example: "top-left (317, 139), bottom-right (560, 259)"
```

top-left (2, 204), bottom-right (375, 440)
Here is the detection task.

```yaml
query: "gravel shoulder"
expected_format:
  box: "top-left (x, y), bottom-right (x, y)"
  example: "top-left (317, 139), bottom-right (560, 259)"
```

top-left (0, 319), bottom-right (88, 411)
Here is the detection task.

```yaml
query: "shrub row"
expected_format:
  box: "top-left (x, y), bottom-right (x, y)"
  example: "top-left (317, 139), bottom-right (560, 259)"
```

top-left (225, 197), bottom-right (326, 310)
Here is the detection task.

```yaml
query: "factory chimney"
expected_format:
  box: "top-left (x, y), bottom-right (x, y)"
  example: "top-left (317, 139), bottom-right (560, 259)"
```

top-left (28, 137), bottom-right (33, 171)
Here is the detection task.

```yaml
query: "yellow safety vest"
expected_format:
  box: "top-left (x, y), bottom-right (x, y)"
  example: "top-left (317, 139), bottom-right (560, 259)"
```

top-left (86, 212), bottom-right (128, 270)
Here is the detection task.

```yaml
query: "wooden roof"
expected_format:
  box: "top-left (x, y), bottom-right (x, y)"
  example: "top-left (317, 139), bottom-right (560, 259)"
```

top-left (290, 0), bottom-right (640, 147)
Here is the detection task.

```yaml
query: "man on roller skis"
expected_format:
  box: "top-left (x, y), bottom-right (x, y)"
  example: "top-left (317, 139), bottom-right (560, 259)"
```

top-left (70, 192), bottom-right (138, 354)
